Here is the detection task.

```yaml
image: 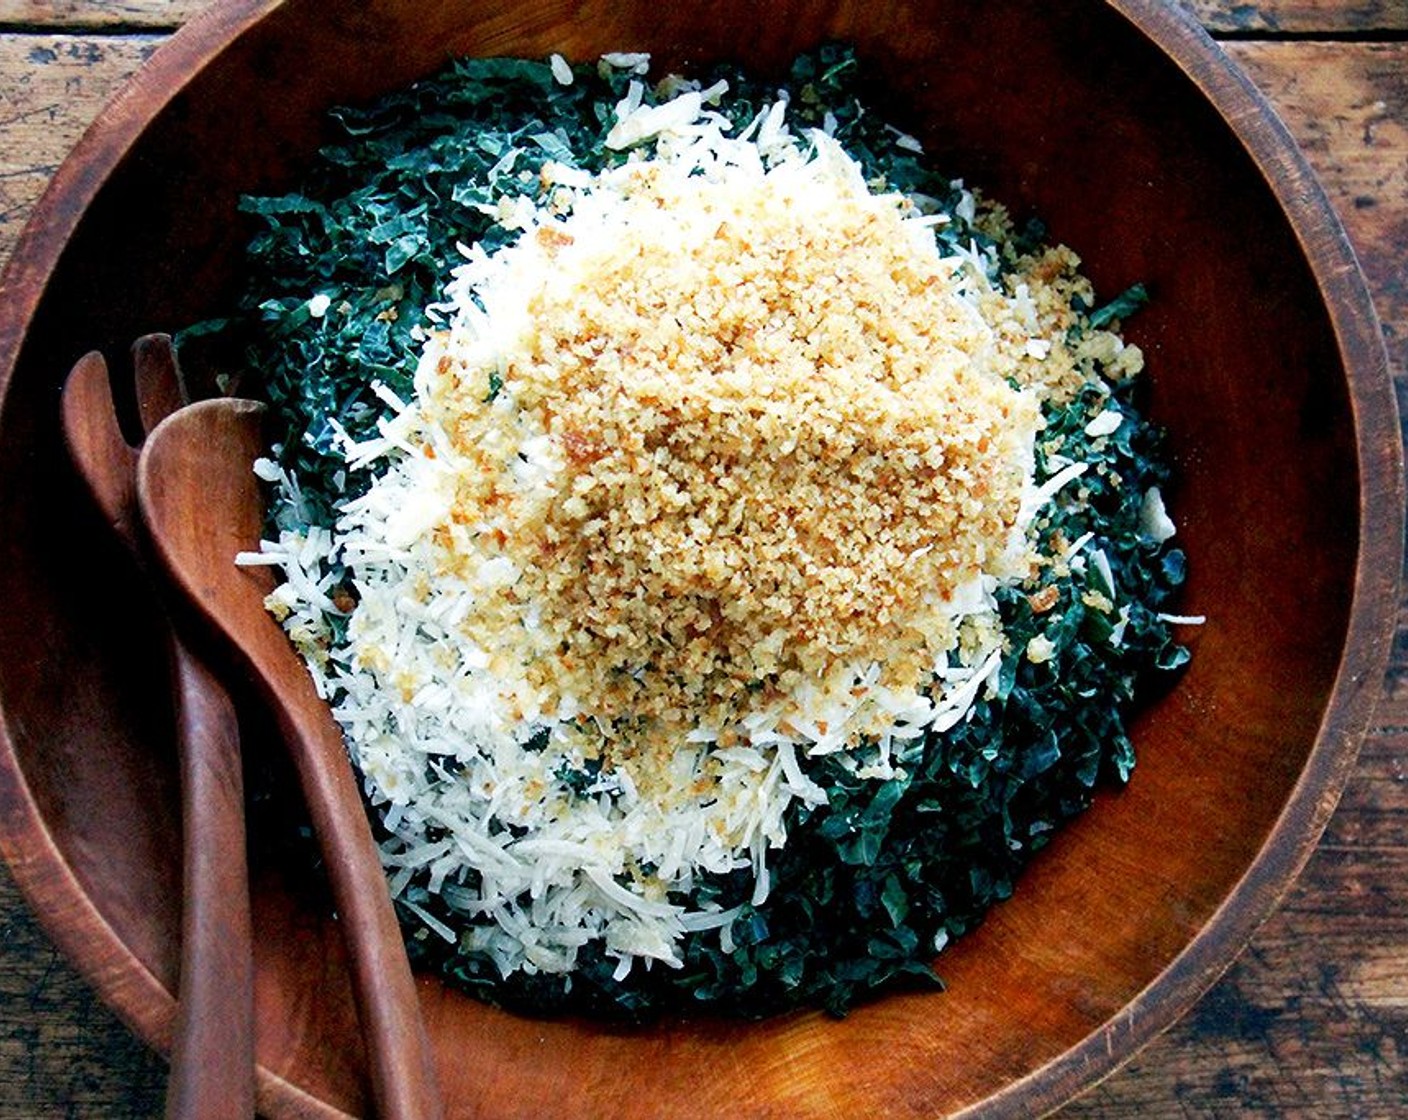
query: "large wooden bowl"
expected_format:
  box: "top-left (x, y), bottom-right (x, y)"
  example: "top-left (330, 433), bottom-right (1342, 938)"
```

top-left (0, 1), bottom-right (1399, 1115)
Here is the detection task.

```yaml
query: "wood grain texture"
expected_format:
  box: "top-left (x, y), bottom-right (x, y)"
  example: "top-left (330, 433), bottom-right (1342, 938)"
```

top-left (0, 5), bottom-right (1401, 1119)
top-left (166, 640), bottom-right (256, 1120)
top-left (137, 400), bottom-right (443, 1120)
top-left (0, 0), bottom-right (199, 27)
top-left (1067, 830), bottom-right (1408, 1113)
top-left (1186, 0), bottom-right (1408, 32)
top-left (61, 338), bottom-right (256, 1116)
top-left (0, 34), bottom-right (158, 265)
top-left (1066, 39), bottom-right (1408, 1115)
top-left (0, 861), bottom-right (167, 1119)
top-left (1239, 42), bottom-right (1408, 734)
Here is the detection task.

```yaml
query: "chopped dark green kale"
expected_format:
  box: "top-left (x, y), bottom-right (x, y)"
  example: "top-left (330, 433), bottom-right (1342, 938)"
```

top-left (1088, 282), bottom-right (1151, 329)
top-left (193, 44), bottom-right (1190, 1021)
top-left (555, 755), bottom-right (606, 796)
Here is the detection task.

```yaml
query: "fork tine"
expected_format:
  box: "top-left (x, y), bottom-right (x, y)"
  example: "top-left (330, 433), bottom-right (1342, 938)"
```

top-left (133, 333), bottom-right (189, 438)
top-left (61, 351), bottom-right (141, 547)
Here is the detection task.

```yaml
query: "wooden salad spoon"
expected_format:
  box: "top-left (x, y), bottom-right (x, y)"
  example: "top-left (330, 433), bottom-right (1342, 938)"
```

top-left (61, 337), bottom-right (255, 1120)
top-left (136, 397), bottom-right (444, 1120)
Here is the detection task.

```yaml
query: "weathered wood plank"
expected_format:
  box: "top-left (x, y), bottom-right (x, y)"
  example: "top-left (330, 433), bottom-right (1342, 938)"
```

top-left (1319, 734), bottom-right (1408, 849)
top-left (0, 33), bottom-right (160, 267)
top-left (0, 862), bottom-right (167, 1118)
top-left (0, 1), bottom-right (201, 29)
top-left (1186, 0), bottom-right (1408, 33)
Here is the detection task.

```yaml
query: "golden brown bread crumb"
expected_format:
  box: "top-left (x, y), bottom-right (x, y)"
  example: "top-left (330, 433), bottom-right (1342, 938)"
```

top-left (420, 164), bottom-right (1057, 751)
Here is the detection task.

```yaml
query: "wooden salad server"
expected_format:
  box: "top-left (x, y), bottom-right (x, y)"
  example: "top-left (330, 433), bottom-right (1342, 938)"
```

top-left (61, 337), bottom-right (256, 1120)
top-left (135, 397), bottom-right (444, 1120)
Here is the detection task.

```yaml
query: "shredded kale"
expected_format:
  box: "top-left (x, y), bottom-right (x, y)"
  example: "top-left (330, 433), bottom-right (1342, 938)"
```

top-left (1088, 282), bottom-right (1151, 329)
top-left (191, 44), bottom-right (1190, 1021)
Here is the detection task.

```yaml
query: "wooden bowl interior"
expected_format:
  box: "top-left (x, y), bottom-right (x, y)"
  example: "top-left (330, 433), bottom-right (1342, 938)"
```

top-left (0, 0), bottom-right (1361, 1115)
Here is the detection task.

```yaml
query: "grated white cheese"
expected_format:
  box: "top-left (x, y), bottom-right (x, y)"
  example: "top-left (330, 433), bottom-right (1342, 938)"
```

top-left (548, 53), bottom-right (573, 86)
top-left (1084, 407), bottom-right (1123, 437)
top-left (1141, 485), bottom-right (1178, 542)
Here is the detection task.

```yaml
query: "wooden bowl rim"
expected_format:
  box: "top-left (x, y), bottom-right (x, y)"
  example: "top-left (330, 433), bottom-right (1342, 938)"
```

top-left (0, 2), bottom-right (1399, 1116)
top-left (0, 7), bottom-right (337, 1114)
top-left (977, 3), bottom-right (1405, 1113)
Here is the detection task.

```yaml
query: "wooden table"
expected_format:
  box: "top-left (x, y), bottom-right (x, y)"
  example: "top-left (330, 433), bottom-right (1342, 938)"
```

top-left (0, 1), bottom-right (1403, 1115)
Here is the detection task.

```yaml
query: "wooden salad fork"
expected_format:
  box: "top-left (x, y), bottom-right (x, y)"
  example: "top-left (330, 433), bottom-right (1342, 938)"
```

top-left (136, 397), bottom-right (444, 1120)
top-left (61, 337), bottom-right (255, 1120)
